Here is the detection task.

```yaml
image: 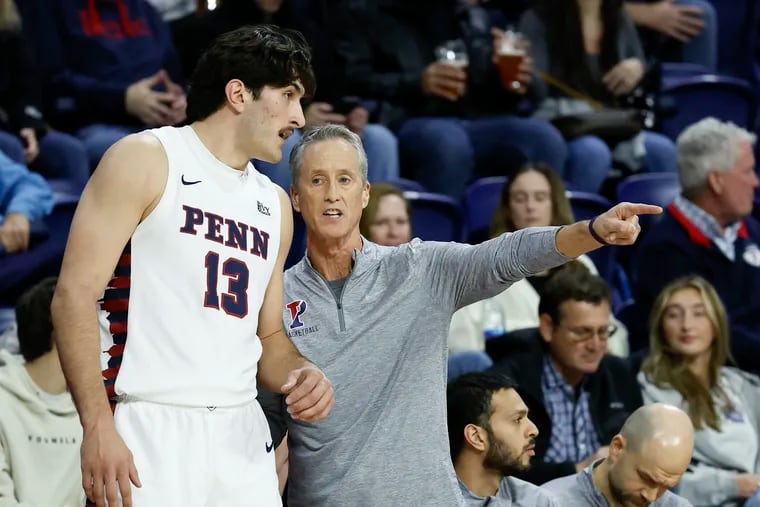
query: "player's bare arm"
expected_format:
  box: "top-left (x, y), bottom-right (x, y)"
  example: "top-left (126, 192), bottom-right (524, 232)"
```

top-left (256, 186), bottom-right (334, 422)
top-left (51, 133), bottom-right (168, 507)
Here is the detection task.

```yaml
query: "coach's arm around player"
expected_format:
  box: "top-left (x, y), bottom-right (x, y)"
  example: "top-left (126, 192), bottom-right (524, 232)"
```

top-left (256, 185), bottom-right (334, 423)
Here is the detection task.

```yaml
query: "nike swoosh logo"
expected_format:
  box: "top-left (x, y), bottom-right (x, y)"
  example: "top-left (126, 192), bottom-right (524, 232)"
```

top-left (265, 441), bottom-right (274, 453)
top-left (181, 175), bottom-right (202, 185)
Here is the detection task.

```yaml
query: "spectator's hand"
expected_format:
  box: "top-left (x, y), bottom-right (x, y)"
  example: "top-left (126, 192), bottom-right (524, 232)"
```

top-left (648, 0), bottom-right (705, 42)
top-left (736, 474), bottom-right (760, 498)
top-left (80, 418), bottom-right (141, 507)
top-left (602, 58), bottom-right (644, 96)
top-left (157, 70), bottom-right (187, 125)
top-left (590, 202), bottom-right (662, 246)
top-left (305, 102), bottom-right (347, 127)
top-left (0, 212), bottom-right (31, 253)
top-left (19, 128), bottom-right (39, 164)
top-left (345, 106), bottom-right (368, 137)
top-left (490, 28), bottom-right (533, 94)
top-left (282, 364), bottom-right (334, 422)
top-left (575, 445), bottom-right (610, 472)
top-left (421, 61), bottom-right (467, 101)
top-left (125, 71), bottom-right (177, 127)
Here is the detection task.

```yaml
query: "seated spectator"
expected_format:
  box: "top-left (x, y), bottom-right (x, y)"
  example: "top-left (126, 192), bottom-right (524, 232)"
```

top-left (0, 149), bottom-right (68, 304)
top-left (625, 0), bottom-right (717, 71)
top-left (542, 403), bottom-right (694, 506)
top-left (447, 371), bottom-right (560, 506)
top-left (520, 0), bottom-right (678, 192)
top-left (145, 0), bottom-right (201, 89)
top-left (359, 183), bottom-right (412, 247)
top-left (0, 277), bottom-right (83, 506)
top-left (182, 0), bottom-right (399, 189)
top-left (0, 0), bottom-right (89, 189)
top-left (635, 118), bottom-right (760, 371)
top-left (489, 266), bottom-right (642, 485)
top-left (334, 0), bottom-right (571, 199)
top-left (639, 275), bottom-right (760, 507)
top-left (448, 163), bottom-right (628, 356)
top-left (17, 0), bottom-right (187, 169)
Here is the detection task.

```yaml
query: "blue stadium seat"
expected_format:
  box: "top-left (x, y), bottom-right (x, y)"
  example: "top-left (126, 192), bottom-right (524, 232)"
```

top-left (47, 178), bottom-right (82, 207)
top-left (566, 190), bottom-right (612, 221)
top-left (378, 178), bottom-right (427, 192)
top-left (404, 191), bottom-right (464, 242)
top-left (658, 75), bottom-right (757, 141)
top-left (463, 176), bottom-right (508, 243)
top-left (616, 173), bottom-right (680, 208)
top-left (616, 173), bottom-right (680, 228)
top-left (566, 191), bottom-right (617, 284)
top-left (447, 350), bottom-right (493, 382)
top-left (709, 0), bottom-right (758, 83)
top-left (660, 62), bottom-right (711, 86)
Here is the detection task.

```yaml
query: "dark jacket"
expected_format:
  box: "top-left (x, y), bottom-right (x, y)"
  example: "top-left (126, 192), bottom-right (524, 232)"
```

top-left (488, 328), bottom-right (643, 485)
top-left (0, 30), bottom-right (47, 137)
top-left (18, 0), bottom-right (183, 129)
top-left (635, 203), bottom-right (760, 372)
top-left (333, 0), bottom-right (526, 129)
top-left (180, 0), bottom-right (344, 103)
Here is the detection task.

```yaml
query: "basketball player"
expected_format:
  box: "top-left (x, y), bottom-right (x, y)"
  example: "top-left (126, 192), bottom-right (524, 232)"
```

top-left (50, 26), bottom-right (334, 507)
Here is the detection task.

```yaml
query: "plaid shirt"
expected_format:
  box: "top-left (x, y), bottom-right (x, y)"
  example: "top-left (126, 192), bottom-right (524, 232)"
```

top-left (673, 195), bottom-right (741, 261)
top-left (541, 358), bottom-right (601, 464)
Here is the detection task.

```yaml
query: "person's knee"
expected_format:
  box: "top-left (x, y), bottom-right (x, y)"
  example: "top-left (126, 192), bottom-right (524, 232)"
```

top-left (0, 133), bottom-right (25, 163)
top-left (515, 119), bottom-right (568, 167)
top-left (679, 0), bottom-right (715, 23)
top-left (399, 119), bottom-right (472, 163)
top-left (78, 126), bottom-right (131, 168)
top-left (644, 132), bottom-right (678, 173)
top-left (363, 124), bottom-right (397, 148)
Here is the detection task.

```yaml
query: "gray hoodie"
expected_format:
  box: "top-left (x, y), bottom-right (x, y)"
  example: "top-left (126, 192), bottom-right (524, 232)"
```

top-left (262, 230), bottom-right (569, 507)
top-left (639, 368), bottom-right (760, 507)
top-left (0, 351), bottom-right (83, 507)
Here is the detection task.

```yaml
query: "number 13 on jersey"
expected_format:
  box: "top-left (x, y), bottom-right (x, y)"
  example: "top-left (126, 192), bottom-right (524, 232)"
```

top-left (204, 251), bottom-right (249, 318)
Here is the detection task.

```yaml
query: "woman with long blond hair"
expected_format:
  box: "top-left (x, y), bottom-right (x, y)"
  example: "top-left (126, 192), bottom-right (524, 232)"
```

top-left (639, 276), bottom-right (760, 507)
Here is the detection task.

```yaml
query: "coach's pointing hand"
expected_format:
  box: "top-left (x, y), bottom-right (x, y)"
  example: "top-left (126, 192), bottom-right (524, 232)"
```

top-left (556, 201), bottom-right (662, 258)
top-left (282, 364), bottom-right (334, 422)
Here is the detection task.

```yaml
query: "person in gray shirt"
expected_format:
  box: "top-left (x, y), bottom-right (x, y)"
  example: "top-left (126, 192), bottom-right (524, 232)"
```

top-left (543, 403), bottom-right (695, 507)
top-left (447, 371), bottom-right (560, 506)
top-left (260, 124), bottom-right (661, 507)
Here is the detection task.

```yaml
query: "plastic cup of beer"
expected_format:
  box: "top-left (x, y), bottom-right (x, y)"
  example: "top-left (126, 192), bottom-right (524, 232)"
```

top-left (497, 31), bottom-right (526, 91)
top-left (435, 39), bottom-right (469, 69)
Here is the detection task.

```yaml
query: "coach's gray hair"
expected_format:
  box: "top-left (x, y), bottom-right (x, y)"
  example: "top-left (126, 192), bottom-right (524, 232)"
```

top-left (289, 124), bottom-right (368, 188)
top-left (677, 117), bottom-right (756, 198)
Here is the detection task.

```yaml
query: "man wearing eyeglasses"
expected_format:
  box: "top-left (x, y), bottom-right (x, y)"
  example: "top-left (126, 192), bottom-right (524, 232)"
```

top-left (488, 263), bottom-right (643, 487)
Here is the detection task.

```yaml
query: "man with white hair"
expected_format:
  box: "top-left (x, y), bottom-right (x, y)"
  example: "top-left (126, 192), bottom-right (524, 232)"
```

top-left (635, 117), bottom-right (760, 371)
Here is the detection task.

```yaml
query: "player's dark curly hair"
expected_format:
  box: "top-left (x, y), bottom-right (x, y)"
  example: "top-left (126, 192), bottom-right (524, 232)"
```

top-left (187, 24), bottom-right (315, 121)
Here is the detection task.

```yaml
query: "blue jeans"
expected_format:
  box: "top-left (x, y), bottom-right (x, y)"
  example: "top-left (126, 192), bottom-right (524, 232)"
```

top-left (678, 0), bottom-right (717, 71)
top-left (564, 131), bottom-right (677, 192)
top-left (565, 135), bottom-right (614, 192)
top-left (77, 124), bottom-right (143, 170)
top-left (0, 205), bottom-right (73, 305)
top-left (642, 131), bottom-right (678, 174)
top-left (0, 130), bottom-right (89, 190)
top-left (397, 115), bottom-right (567, 199)
top-left (746, 490), bottom-right (760, 507)
top-left (255, 124), bottom-right (400, 191)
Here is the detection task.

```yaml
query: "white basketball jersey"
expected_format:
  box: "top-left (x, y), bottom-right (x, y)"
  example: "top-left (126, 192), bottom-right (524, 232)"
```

top-left (98, 125), bottom-right (281, 407)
